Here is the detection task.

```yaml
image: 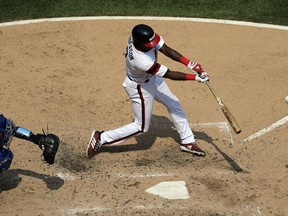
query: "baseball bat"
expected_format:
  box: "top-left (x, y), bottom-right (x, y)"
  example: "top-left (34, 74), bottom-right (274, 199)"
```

top-left (205, 81), bottom-right (241, 134)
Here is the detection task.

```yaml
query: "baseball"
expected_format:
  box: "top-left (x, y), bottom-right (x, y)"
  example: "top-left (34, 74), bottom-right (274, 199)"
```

top-left (285, 96), bottom-right (288, 103)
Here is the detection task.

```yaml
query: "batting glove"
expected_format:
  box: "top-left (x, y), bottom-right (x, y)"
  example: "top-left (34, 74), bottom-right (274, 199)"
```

top-left (195, 74), bottom-right (209, 83)
top-left (199, 71), bottom-right (209, 76)
top-left (187, 61), bottom-right (204, 74)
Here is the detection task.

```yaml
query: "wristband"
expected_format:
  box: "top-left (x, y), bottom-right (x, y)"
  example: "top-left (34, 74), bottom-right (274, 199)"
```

top-left (185, 74), bottom-right (196, 80)
top-left (179, 56), bottom-right (190, 66)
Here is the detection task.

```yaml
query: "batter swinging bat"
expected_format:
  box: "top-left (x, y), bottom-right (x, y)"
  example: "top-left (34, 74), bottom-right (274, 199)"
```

top-left (205, 81), bottom-right (241, 134)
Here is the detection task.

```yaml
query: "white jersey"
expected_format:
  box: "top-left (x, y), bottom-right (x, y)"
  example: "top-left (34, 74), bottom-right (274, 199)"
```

top-left (125, 36), bottom-right (168, 83)
top-left (97, 32), bottom-right (195, 147)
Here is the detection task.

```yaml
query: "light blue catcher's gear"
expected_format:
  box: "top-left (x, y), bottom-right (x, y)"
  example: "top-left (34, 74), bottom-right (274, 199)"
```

top-left (0, 114), bottom-right (33, 147)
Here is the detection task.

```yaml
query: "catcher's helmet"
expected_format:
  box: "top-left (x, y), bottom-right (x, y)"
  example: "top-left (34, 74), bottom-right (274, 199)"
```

top-left (132, 24), bottom-right (160, 48)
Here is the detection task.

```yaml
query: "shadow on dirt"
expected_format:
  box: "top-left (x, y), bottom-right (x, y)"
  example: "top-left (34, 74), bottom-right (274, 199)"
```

top-left (99, 114), bottom-right (243, 172)
top-left (99, 115), bottom-right (180, 153)
top-left (196, 131), bottom-right (243, 172)
top-left (0, 169), bottom-right (64, 192)
top-left (56, 115), bottom-right (243, 173)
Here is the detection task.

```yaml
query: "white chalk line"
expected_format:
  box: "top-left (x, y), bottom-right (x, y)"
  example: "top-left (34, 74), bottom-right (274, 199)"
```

top-left (66, 203), bottom-right (262, 215)
top-left (116, 172), bottom-right (173, 178)
top-left (54, 172), bottom-right (80, 181)
top-left (190, 122), bottom-right (231, 133)
top-left (191, 122), bottom-right (234, 145)
top-left (65, 203), bottom-right (185, 215)
top-left (257, 206), bottom-right (262, 216)
top-left (152, 121), bottom-right (234, 145)
top-left (242, 205), bottom-right (262, 216)
top-left (54, 168), bottom-right (235, 181)
top-left (54, 171), bottom-right (173, 181)
top-left (0, 16), bottom-right (287, 31)
top-left (65, 200), bottom-right (261, 215)
top-left (241, 116), bottom-right (288, 143)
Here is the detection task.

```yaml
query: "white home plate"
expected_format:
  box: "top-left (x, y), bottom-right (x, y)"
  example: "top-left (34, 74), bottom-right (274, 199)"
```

top-left (145, 181), bottom-right (190, 199)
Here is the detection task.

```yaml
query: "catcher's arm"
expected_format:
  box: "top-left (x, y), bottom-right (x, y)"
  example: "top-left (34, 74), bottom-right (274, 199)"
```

top-left (14, 127), bottom-right (60, 165)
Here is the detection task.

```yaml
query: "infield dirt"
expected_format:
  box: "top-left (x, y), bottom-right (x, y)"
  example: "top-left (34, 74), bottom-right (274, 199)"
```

top-left (0, 19), bottom-right (288, 215)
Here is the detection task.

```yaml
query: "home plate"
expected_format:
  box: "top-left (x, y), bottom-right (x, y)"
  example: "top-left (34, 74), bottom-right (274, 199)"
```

top-left (145, 181), bottom-right (190, 199)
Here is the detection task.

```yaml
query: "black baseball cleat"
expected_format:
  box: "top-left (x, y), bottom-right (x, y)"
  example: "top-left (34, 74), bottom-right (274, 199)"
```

top-left (180, 142), bottom-right (206, 157)
top-left (86, 130), bottom-right (102, 159)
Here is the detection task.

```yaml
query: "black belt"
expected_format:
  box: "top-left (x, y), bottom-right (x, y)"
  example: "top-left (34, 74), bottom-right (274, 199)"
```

top-left (128, 76), bottom-right (149, 83)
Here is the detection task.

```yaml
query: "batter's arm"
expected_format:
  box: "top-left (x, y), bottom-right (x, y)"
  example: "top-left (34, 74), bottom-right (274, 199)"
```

top-left (164, 69), bottom-right (208, 83)
top-left (160, 43), bottom-right (205, 74)
top-left (159, 44), bottom-right (183, 62)
top-left (163, 69), bottom-right (187, 80)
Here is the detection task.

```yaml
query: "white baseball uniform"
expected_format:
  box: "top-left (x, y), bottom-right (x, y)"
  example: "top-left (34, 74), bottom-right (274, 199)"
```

top-left (99, 35), bottom-right (195, 145)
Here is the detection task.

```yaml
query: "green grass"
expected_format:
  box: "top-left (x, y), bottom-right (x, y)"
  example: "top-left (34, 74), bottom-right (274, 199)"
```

top-left (0, 0), bottom-right (288, 25)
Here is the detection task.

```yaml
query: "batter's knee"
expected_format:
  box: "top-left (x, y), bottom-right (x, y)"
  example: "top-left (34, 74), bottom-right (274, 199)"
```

top-left (133, 121), bottom-right (149, 133)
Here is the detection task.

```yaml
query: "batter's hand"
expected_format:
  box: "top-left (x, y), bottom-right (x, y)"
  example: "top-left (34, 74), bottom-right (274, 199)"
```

top-left (187, 61), bottom-right (204, 74)
top-left (199, 71), bottom-right (209, 76)
top-left (195, 74), bottom-right (209, 83)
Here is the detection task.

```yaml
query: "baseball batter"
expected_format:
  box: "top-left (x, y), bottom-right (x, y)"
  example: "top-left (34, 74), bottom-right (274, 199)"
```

top-left (86, 24), bottom-right (209, 159)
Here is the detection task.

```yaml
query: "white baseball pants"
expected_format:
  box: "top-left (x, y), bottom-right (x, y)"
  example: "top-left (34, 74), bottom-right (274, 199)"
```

top-left (99, 76), bottom-right (195, 145)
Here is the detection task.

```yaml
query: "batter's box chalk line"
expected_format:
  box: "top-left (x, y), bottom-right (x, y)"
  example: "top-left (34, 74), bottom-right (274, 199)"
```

top-left (55, 171), bottom-right (173, 181)
top-left (191, 122), bottom-right (234, 146)
top-left (152, 121), bottom-right (234, 146)
top-left (65, 203), bottom-right (189, 215)
top-left (241, 116), bottom-right (288, 143)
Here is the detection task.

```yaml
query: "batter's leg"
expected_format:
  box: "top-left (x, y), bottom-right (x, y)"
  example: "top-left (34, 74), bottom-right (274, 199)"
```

top-left (154, 77), bottom-right (195, 144)
top-left (100, 80), bottom-right (156, 145)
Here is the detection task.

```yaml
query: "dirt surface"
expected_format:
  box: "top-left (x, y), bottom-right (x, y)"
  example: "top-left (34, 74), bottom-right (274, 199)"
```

top-left (0, 19), bottom-right (288, 216)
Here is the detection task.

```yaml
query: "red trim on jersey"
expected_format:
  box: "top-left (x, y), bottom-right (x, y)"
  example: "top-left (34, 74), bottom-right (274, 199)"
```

top-left (143, 33), bottom-right (160, 48)
top-left (185, 74), bottom-right (196, 80)
top-left (179, 56), bottom-right (190, 66)
top-left (147, 63), bottom-right (161, 75)
top-left (105, 85), bottom-right (145, 145)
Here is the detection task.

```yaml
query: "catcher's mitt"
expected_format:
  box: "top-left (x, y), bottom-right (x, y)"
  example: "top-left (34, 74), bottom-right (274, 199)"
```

top-left (39, 134), bottom-right (60, 165)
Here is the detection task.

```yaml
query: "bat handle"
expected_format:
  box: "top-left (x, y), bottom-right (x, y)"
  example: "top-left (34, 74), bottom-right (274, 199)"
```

top-left (205, 81), bottom-right (219, 101)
